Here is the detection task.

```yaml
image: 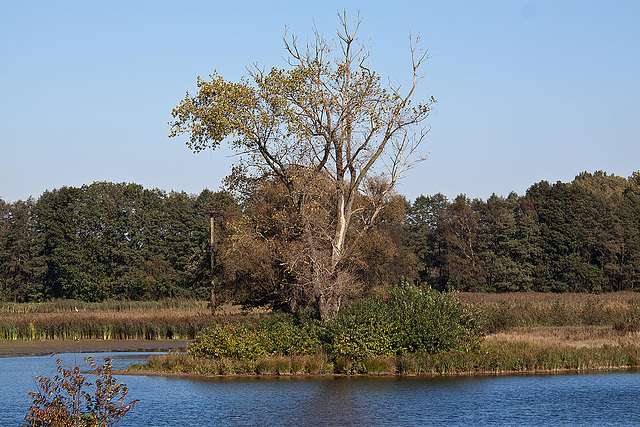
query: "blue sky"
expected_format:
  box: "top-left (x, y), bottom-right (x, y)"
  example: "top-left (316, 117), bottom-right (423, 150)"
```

top-left (1, 1), bottom-right (639, 203)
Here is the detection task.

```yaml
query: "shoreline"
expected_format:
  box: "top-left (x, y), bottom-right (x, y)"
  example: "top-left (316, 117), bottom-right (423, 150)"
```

top-left (0, 339), bottom-right (188, 357)
top-left (3, 338), bottom-right (640, 380)
top-left (119, 365), bottom-right (640, 379)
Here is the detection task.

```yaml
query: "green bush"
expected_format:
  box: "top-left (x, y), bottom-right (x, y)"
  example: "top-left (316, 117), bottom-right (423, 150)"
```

top-left (257, 314), bottom-right (324, 355)
top-left (187, 286), bottom-right (482, 361)
top-left (187, 323), bottom-right (264, 359)
top-left (326, 298), bottom-right (396, 358)
top-left (327, 286), bottom-right (482, 359)
top-left (187, 314), bottom-right (322, 359)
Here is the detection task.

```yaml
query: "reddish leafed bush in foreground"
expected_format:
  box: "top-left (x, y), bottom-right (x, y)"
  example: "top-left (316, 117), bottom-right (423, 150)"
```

top-left (24, 356), bottom-right (137, 427)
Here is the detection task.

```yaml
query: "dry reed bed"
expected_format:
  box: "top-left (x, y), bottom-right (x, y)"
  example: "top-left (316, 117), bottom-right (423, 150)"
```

top-left (0, 298), bottom-right (208, 314)
top-left (485, 326), bottom-right (640, 348)
top-left (458, 291), bottom-right (640, 305)
top-left (4, 292), bottom-right (640, 342)
top-left (0, 307), bottom-right (256, 341)
top-left (457, 291), bottom-right (640, 332)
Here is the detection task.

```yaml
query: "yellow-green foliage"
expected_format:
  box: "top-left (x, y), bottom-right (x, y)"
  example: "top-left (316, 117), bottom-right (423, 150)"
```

top-left (187, 314), bottom-right (322, 359)
top-left (188, 323), bottom-right (265, 359)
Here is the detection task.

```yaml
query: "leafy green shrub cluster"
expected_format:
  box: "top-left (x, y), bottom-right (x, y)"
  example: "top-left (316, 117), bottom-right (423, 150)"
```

top-left (188, 287), bottom-right (482, 360)
top-left (327, 286), bottom-right (482, 359)
top-left (187, 314), bottom-right (322, 359)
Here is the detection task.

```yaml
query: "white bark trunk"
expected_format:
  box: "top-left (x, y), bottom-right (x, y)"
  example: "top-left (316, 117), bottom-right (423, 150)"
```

top-left (332, 194), bottom-right (348, 269)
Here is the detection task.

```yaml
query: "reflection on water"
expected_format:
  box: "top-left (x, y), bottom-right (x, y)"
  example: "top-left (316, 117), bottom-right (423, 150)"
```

top-left (2, 353), bottom-right (640, 426)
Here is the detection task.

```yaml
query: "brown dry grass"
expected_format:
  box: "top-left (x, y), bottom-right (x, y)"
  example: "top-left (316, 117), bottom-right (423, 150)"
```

top-left (460, 292), bottom-right (640, 347)
top-left (0, 304), bottom-right (269, 341)
top-left (458, 291), bottom-right (640, 305)
top-left (457, 291), bottom-right (640, 333)
top-left (485, 326), bottom-right (640, 348)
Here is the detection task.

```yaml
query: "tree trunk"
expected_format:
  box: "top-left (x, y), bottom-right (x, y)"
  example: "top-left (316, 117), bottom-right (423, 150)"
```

top-left (332, 192), bottom-right (349, 267)
top-left (315, 190), bottom-right (352, 321)
top-left (317, 290), bottom-right (342, 321)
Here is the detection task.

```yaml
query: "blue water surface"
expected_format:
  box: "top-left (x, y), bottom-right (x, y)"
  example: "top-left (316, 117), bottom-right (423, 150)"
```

top-left (2, 352), bottom-right (640, 426)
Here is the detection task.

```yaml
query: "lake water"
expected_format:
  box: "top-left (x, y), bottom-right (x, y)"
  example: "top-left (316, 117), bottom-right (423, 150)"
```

top-left (2, 352), bottom-right (640, 426)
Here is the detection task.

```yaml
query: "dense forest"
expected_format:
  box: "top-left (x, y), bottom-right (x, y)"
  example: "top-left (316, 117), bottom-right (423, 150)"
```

top-left (1, 170), bottom-right (640, 304)
top-left (0, 183), bottom-right (233, 302)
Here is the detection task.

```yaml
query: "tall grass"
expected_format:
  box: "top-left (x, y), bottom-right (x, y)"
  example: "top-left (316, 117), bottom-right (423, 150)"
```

top-left (458, 292), bottom-right (640, 333)
top-left (0, 309), bottom-right (204, 340)
top-left (0, 299), bottom-right (272, 341)
top-left (5, 292), bottom-right (640, 343)
top-left (0, 298), bottom-right (208, 314)
top-left (0, 304), bottom-right (263, 341)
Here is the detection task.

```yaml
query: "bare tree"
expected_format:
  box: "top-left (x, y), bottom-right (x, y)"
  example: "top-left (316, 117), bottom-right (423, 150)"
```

top-left (170, 12), bottom-right (435, 319)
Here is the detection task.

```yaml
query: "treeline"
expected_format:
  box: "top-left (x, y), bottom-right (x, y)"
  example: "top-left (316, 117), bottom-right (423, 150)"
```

top-left (409, 171), bottom-right (640, 293)
top-left (0, 182), bottom-right (234, 302)
top-left (1, 171), bottom-right (640, 302)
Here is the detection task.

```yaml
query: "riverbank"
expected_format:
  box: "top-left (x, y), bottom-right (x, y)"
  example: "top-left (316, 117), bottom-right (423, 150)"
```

top-left (0, 339), bottom-right (188, 356)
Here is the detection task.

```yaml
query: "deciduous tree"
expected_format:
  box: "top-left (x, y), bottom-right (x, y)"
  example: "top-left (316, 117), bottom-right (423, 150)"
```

top-left (170, 13), bottom-right (435, 319)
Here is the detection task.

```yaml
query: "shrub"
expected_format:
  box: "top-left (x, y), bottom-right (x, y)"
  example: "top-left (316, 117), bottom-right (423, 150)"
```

top-left (187, 322), bottom-right (266, 359)
top-left (327, 286), bottom-right (482, 359)
top-left (187, 314), bottom-right (322, 359)
top-left (24, 356), bottom-right (137, 426)
top-left (187, 286), bottom-right (482, 363)
top-left (257, 313), bottom-right (324, 356)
